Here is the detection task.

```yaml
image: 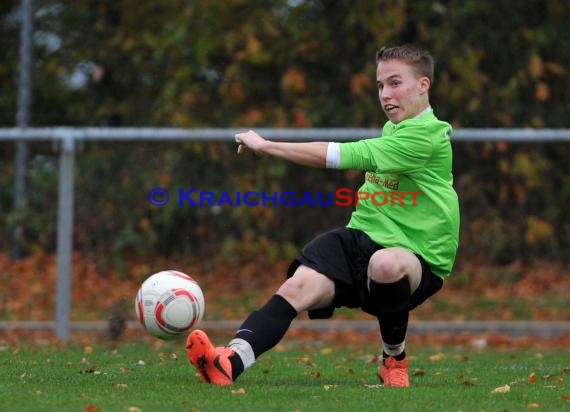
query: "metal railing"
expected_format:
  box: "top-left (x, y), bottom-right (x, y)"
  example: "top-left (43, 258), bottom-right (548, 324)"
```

top-left (1, 127), bottom-right (569, 340)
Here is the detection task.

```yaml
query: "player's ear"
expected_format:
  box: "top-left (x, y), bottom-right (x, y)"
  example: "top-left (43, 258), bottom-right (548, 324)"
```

top-left (419, 76), bottom-right (430, 94)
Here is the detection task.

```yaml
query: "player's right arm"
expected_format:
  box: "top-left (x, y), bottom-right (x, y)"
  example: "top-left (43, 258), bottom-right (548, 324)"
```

top-left (235, 130), bottom-right (328, 168)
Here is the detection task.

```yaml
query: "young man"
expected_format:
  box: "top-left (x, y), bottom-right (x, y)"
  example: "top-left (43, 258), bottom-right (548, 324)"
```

top-left (186, 44), bottom-right (460, 387)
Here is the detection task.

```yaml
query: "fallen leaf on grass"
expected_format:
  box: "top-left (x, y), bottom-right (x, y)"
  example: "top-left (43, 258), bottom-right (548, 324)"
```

top-left (231, 388), bottom-right (246, 395)
top-left (320, 347), bottom-right (332, 355)
top-left (323, 385), bottom-right (337, 390)
top-left (127, 407), bottom-right (142, 412)
top-left (528, 372), bottom-right (537, 383)
top-left (297, 355), bottom-right (315, 367)
top-left (561, 394), bottom-right (570, 400)
top-left (491, 384), bottom-right (511, 394)
top-left (413, 368), bottom-right (425, 377)
top-left (112, 383), bottom-right (128, 388)
top-left (527, 403), bottom-right (540, 409)
top-left (367, 355), bottom-right (380, 364)
top-left (84, 406), bottom-right (101, 412)
top-left (429, 353), bottom-right (446, 362)
top-left (363, 384), bottom-right (383, 389)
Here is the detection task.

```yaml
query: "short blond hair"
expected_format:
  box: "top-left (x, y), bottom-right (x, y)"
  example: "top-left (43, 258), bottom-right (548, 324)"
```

top-left (376, 45), bottom-right (434, 87)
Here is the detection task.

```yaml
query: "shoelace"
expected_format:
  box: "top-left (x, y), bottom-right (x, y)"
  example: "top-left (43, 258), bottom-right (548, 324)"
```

top-left (385, 368), bottom-right (408, 385)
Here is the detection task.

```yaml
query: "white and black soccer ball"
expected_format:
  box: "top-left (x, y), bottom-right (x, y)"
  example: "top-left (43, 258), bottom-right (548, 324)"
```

top-left (135, 270), bottom-right (205, 340)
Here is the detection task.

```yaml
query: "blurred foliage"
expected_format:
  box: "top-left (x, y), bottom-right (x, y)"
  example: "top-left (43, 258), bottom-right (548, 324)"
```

top-left (0, 0), bottom-right (569, 268)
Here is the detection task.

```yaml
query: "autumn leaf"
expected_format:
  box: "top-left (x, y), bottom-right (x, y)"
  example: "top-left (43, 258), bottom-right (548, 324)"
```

top-left (528, 372), bottom-right (537, 383)
top-left (491, 384), bottom-right (511, 394)
top-left (544, 61), bottom-right (566, 76)
top-left (429, 353), bottom-right (446, 362)
top-left (282, 68), bottom-right (306, 94)
top-left (367, 355), bottom-right (381, 364)
top-left (350, 73), bottom-right (372, 97)
top-left (297, 355), bottom-right (315, 367)
top-left (535, 82), bottom-right (550, 102)
top-left (529, 53), bottom-right (543, 78)
top-left (293, 109), bottom-right (311, 127)
top-left (231, 387), bottom-right (246, 395)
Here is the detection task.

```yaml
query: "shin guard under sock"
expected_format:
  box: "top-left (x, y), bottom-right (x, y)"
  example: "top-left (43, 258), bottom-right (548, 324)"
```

top-left (378, 311), bottom-right (409, 361)
top-left (232, 294), bottom-right (297, 366)
top-left (367, 275), bottom-right (411, 314)
top-left (369, 276), bottom-right (411, 360)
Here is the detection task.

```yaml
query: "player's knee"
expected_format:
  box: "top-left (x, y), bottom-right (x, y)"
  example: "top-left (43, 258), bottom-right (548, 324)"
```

top-left (367, 249), bottom-right (405, 283)
top-left (276, 276), bottom-right (304, 301)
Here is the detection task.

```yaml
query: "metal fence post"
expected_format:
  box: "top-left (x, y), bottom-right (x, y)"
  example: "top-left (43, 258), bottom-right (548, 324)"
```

top-left (55, 130), bottom-right (75, 341)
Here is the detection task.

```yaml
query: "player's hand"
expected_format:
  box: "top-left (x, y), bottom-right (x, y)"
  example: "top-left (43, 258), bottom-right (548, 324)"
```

top-left (235, 130), bottom-right (267, 155)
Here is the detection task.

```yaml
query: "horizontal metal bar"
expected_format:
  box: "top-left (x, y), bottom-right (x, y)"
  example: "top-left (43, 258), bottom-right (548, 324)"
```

top-left (0, 320), bottom-right (568, 338)
top-left (0, 127), bottom-right (569, 142)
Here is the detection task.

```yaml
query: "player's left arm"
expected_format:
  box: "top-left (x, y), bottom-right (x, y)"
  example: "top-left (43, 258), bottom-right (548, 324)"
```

top-left (235, 130), bottom-right (328, 168)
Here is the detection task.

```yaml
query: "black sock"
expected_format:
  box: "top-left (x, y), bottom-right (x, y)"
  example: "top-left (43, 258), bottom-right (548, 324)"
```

top-left (379, 311), bottom-right (409, 361)
top-left (233, 294), bottom-right (297, 357)
top-left (367, 276), bottom-right (411, 314)
top-left (229, 353), bottom-right (245, 380)
top-left (382, 350), bottom-right (407, 361)
top-left (378, 310), bottom-right (409, 345)
top-left (369, 277), bottom-right (411, 361)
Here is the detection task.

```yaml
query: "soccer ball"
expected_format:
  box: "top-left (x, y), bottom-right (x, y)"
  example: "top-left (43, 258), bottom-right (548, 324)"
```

top-left (135, 270), bottom-right (205, 340)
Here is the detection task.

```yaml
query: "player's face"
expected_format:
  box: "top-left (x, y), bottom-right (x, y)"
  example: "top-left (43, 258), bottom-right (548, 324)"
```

top-left (376, 59), bottom-right (430, 124)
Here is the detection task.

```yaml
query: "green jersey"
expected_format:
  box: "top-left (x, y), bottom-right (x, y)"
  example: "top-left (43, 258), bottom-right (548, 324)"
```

top-left (338, 109), bottom-right (459, 278)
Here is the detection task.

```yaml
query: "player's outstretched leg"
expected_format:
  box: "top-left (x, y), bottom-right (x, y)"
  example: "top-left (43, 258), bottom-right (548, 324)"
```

top-left (186, 329), bottom-right (235, 385)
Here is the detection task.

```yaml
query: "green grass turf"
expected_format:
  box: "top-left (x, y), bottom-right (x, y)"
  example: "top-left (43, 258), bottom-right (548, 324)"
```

top-left (0, 339), bottom-right (568, 412)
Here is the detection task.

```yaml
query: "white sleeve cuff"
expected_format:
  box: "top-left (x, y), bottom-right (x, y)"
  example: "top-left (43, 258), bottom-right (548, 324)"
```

top-left (326, 142), bottom-right (341, 169)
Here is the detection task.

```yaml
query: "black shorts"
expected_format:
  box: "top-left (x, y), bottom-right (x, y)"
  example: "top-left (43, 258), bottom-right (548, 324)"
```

top-left (286, 227), bottom-right (444, 319)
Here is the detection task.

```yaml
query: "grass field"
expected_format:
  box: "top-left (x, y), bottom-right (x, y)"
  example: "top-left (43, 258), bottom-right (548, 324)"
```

top-left (1, 336), bottom-right (568, 412)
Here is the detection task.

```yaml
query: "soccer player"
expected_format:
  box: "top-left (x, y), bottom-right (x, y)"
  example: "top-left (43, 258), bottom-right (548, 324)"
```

top-left (186, 44), bottom-right (460, 387)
